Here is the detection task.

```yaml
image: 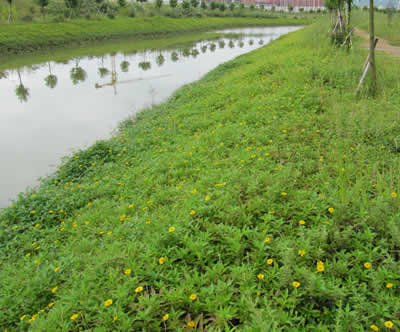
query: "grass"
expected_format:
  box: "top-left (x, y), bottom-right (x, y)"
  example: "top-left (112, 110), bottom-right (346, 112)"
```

top-left (0, 16), bottom-right (311, 54)
top-left (1, 19), bottom-right (400, 331)
top-left (353, 10), bottom-right (400, 45)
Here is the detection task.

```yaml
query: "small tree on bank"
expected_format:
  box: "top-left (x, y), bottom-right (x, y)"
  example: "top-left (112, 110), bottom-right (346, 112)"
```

top-left (35, 0), bottom-right (49, 19)
top-left (6, 0), bottom-right (13, 23)
top-left (155, 0), bottom-right (162, 9)
top-left (169, 0), bottom-right (177, 8)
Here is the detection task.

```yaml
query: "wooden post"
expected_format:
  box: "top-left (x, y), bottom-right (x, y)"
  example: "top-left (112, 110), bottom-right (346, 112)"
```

top-left (369, 0), bottom-right (376, 94)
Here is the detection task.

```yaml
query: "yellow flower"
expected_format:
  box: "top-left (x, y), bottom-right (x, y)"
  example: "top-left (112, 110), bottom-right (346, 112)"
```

top-left (124, 269), bottom-right (131, 275)
top-left (391, 192), bottom-right (397, 198)
top-left (386, 283), bottom-right (393, 288)
top-left (51, 286), bottom-right (58, 293)
top-left (162, 314), bottom-right (169, 321)
top-left (189, 294), bottom-right (197, 301)
top-left (145, 221), bottom-right (151, 224)
top-left (299, 220), bottom-right (306, 225)
top-left (265, 237), bottom-right (271, 243)
top-left (205, 195), bottom-right (210, 201)
top-left (20, 315), bottom-right (26, 321)
top-left (168, 227), bottom-right (175, 233)
top-left (370, 325), bottom-right (379, 331)
top-left (267, 259), bottom-right (274, 265)
top-left (292, 281), bottom-right (300, 288)
top-left (70, 314), bottom-right (78, 320)
top-left (48, 302), bottom-right (54, 307)
top-left (317, 264), bottom-right (325, 272)
top-left (129, 204), bottom-right (134, 208)
top-left (187, 321), bottom-right (195, 328)
top-left (281, 192), bottom-right (287, 196)
top-left (328, 208), bottom-right (335, 213)
top-left (364, 262), bottom-right (372, 269)
top-left (384, 321), bottom-right (394, 329)
top-left (31, 210), bottom-right (36, 214)
top-left (120, 215), bottom-right (126, 221)
top-left (104, 299), bottom-right (113, 307)
top-left (113, 316), bottom-right (118, 322)
top-left (191, 189), bottom-right (197, 194)
top-left (54, 267), bottom-right (60, 272)
top-left (189, 210), bottom-right (196, 215)
top-left (257, 273), bottom-right (264, 280)
top-left (159, 257), bottom-right (166, 265)
top-left (135, 286), bottom-right (143, 293)
top-left (298, 250), bottom-right (306, 257)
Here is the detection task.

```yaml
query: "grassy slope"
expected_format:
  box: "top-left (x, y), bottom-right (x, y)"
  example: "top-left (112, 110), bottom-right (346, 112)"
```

top-left (353, 10), bottom-right (400, 45)
top-left (0, 16), bottom-right (309, 54)
top-left (1, 21), bottom-right (400, 331)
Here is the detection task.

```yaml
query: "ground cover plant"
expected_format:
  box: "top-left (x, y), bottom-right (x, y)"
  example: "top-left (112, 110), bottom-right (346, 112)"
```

top-left (0, 16), bottom-right (311, 54)
top-left (0, 20), bottom-right (399, 330)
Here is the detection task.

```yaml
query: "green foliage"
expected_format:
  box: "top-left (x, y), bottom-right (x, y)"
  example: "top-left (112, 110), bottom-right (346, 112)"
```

top-left (1, 20), bottom-right (400, 331)
top-left (190, 0), bottom-right (198, 8)
top-left (210, 1), bottom-right (217, 10)
top-left (169, 0), bottom-right (177, 8)
top-left (155, 0), bottom-right (162, 9)
top-left (200, 0), bottom-right (206, 9)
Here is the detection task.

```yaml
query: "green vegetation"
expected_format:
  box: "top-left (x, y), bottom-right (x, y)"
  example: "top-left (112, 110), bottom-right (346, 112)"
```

top-left (0, 16), bottom-right (311, 54)
top-left (1, 20), bottom-right (399, 331)
top-left (353, 10), bottom-right (400, 45)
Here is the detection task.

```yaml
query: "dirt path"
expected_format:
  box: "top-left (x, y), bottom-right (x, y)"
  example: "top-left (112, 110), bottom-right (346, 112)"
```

top-left (354, 27), bottom-right (400, 57)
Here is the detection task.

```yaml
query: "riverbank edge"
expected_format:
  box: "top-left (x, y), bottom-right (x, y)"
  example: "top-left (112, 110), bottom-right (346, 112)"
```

top-left (0, 16), bottom-right (312, 55)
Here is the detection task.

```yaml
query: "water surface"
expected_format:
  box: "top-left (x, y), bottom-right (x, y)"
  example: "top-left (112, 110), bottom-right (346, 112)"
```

top-left (0, 26), bottom-right (301, 208)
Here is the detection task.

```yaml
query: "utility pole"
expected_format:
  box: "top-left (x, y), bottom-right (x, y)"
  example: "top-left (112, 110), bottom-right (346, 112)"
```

top-left (369, 0), bottom-right (376, 94)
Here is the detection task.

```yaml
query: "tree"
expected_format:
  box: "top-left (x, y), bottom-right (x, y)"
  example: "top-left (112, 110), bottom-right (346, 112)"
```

top-left (182, 0), bottom-right (190, 10)
top-left (155, 0), bottom-right (162, 9)
top-left (45, 62), bottom-right (58, 89)
top-left (0, 71), bottom-right (8, 79)
top-left (171, 51), bottom-right (179, 62)
top-left (34, 0), bottom-right (49, 18)
top-left (15, 70), bottom-right (30, 102)
top-left (200, 0), bottom-right (206, 9)
top-left (229, 2), bottom-right (234, 10)
top-left (169, 0), bottom-right (177, 8)
top-left (369, 0), bottom-right (376, 94)
top-left (6, 0), bottom-right (13, 23)
top-left (138, 61), bottom-right (151, 70)
top-left (70, 60), bottom-right (87, 84)
top-left (190, 0), bottom-right (198, 7)
top-left (219, 2), bottom-right (226, 10)
top-left (210, 1), bottom-right (217, 10)
top-left (120, 60), bottom-right (130, 72)
top-left (156, 54), bottom-right (165, 66)
top-left (288, 4), bottom-right (293, 11)
top-left (118, 0), bottom-right (126, 7)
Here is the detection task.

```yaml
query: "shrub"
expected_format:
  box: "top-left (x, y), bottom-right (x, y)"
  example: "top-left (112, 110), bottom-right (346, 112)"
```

top-left (169, 0), bottom-right (178, 8)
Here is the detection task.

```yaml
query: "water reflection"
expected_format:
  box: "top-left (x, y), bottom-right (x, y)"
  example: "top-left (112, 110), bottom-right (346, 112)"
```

top-left (45, 62), bottom-right (58, 89)
top-left (3, 36), bottom-right (280, 102)
top-left (0, 26), bottom-right (302, 208)
top-left (15, 69), bottom-right (30, 102)
top-left (70, 59), bottom-right (87, 85)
